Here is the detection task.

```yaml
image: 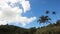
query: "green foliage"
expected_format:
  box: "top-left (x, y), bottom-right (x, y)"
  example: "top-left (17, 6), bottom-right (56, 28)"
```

top-left (52, 11), bottom-right (56, 15)
top-left (38, 10), bottom-right (57, 24)
top-left (46, 10), bottom-right (50, 14)
top-left (38, 15), bottom-right (51, 24)
top-left (36, 20), bottom-right (60, 34)
top-left (0, 25), bottom-right (37, 34)
top-left (0, 22), bottom-right (60, 34)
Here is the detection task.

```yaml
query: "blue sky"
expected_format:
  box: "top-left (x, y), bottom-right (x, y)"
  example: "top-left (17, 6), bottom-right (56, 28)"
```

top-left (21, 0), bottom-right (60, 28)
top-left (0, 0), bottom-right (60, 28)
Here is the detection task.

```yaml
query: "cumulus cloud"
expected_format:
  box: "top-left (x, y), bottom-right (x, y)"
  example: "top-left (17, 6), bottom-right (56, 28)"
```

top-left (0, 0), bottom-right (36, 26)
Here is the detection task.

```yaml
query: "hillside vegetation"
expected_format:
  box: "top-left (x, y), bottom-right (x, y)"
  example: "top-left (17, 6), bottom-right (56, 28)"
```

top-left (0, 20), bottom-right (60, 34)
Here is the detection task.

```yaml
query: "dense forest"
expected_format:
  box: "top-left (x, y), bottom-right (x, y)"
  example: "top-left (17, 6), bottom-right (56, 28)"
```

top-left (0, 10), bottom-right (60, 34)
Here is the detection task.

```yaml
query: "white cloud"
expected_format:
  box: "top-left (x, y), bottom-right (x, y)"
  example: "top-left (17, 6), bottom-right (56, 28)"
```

top-left (0, 0), bottom-right (36, 27)
top-left (20, 0), bottom-right (30, 12)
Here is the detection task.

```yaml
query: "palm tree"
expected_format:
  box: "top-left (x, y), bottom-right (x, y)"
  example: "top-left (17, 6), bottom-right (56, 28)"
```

top-left (52, 11), bottom-right (56, 15)
top-left (52, 11), bottom-right (57, 21)
top-left (46, 10), bottom-right (50, 14)
top-left (38, 15), bottom-right (51, 24)
top-left (38, 10), bottom-right (51, 24)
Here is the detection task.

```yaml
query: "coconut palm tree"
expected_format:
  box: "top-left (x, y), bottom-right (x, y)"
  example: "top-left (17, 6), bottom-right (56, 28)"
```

top-left (52, 11), bottom-right (57, 21)
top-left (38, 10), bottom-right (51, 24)
top-left (46, 10), bottom-right (50, 14)
top-left (38, 15), bottom-right (51, 24)
top-left (52, 11), bottom-right (56, 15)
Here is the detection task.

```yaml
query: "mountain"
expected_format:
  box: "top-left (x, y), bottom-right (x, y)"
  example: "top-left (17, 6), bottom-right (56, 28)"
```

top-left (0, 20), bottom-right (60, 34)
top-left (36, 20), bottom-right (60, 34)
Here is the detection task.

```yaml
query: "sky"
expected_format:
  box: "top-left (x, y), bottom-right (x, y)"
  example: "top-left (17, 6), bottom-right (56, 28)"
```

top-left (0, 0), bottom-right (60, 28)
